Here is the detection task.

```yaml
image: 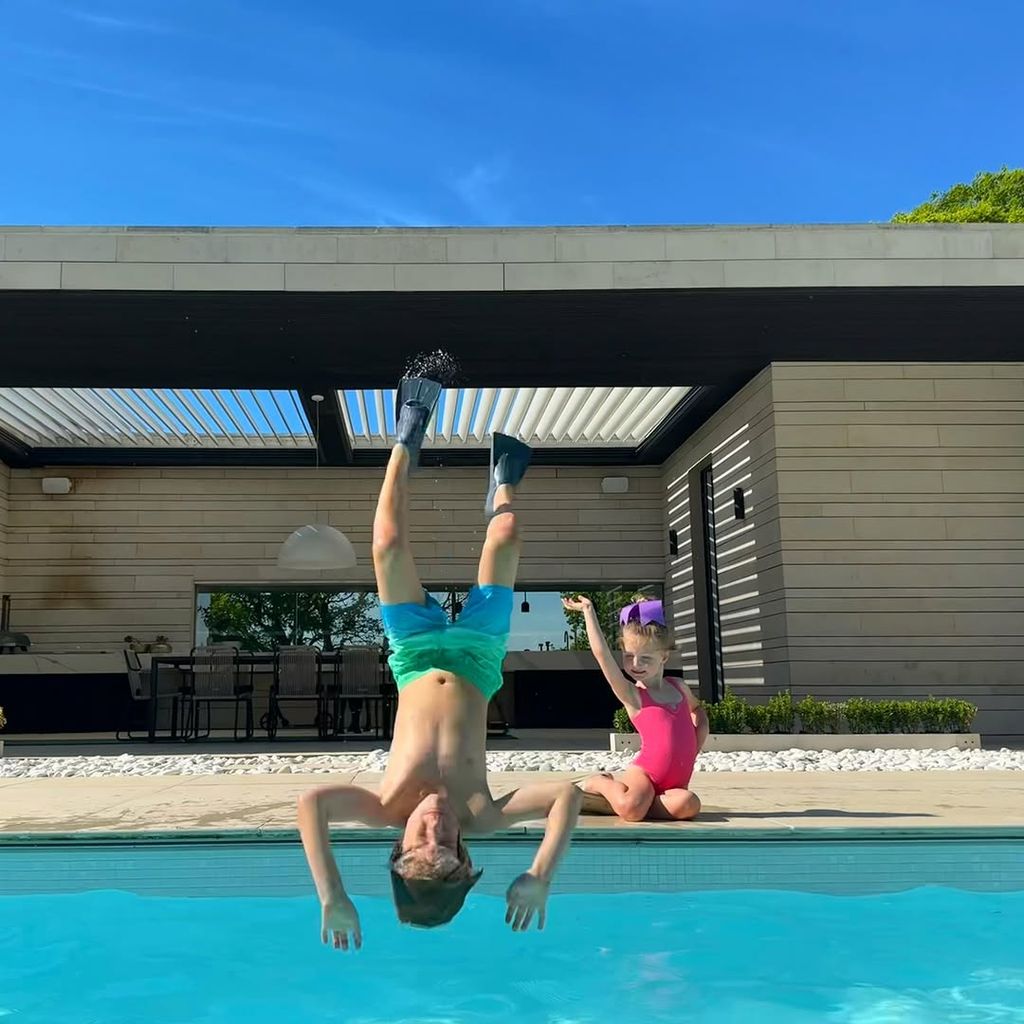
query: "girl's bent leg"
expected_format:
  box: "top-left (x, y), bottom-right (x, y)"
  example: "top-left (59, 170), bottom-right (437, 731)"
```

top-left (647, 789), bottom-right (701, 821)
top-left (579, 767), bottom-right (655, 823)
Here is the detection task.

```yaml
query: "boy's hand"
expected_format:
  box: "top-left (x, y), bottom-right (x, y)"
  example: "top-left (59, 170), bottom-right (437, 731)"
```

top-left (561, 595), bottom-right (593, 614)
top-left (321, 895), bottom-right (362, 951)
top-left (505, 872), bottom-right (549, 932)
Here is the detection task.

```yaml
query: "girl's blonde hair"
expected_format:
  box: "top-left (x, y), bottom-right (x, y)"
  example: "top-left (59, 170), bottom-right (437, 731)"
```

top-left (618, 592), bottom-right (673, 651)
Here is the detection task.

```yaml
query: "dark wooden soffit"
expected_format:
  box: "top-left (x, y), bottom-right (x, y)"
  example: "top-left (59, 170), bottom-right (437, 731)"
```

top-left (3, 286), bottom-right (1022, 389)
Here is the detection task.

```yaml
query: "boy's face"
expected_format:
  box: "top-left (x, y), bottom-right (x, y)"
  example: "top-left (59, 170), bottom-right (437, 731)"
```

top-left (622, 635), bottom-right (669, 682)
top-left (399, 792), bottom-right (463, 869)
top-left (389, 795), bottom-right (482, 926)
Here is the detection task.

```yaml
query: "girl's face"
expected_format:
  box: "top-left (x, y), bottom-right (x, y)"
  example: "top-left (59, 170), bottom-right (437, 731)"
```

top-left (622, 634), bottom-right (669, 682)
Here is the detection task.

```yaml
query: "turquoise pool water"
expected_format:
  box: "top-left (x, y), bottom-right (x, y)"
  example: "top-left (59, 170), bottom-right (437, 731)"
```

top-left (1, 841), bottom-right (1023, 1023)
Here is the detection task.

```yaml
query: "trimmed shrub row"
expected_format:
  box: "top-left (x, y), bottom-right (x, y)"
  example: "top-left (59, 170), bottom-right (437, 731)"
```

top-left (613, 690), bottom-right (977, 735)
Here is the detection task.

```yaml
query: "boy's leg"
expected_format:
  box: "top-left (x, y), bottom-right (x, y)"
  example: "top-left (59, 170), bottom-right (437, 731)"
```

top-left (373, 444), bottom-right (425, 605)
top-left (478, 433), bottom-right (532, 587)
top-left (373, 378), bottom-right (441, 605)
top-left (477, 483), bottom-right (521, 588)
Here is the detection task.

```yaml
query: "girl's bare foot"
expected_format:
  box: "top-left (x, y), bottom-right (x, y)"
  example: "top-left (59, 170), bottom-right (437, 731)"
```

top-left (579, 772), bottom-right (613, 795)
top-left (578, 790), bottom-right (615, 815)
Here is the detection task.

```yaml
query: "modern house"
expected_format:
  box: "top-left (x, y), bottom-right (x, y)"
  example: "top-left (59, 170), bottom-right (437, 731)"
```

top-left (1, 224), bottom-right (1022, 736)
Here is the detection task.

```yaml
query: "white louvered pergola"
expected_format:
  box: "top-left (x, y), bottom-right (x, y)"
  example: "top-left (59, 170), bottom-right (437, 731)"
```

top-left (341, 386), bottom-right (691, 449)
top-left (0, 388), bottom-right (314, 449)
top-left (0, 385), bottom-right (694, 459)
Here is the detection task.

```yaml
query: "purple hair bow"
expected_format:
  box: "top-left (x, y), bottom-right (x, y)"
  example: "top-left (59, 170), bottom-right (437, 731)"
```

top-left (619, 599), bottom-right (665, 627)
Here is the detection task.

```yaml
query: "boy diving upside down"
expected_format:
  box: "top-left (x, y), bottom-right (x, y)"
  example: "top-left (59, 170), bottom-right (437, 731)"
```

top-left (297, 377), bottom-right (583, 950)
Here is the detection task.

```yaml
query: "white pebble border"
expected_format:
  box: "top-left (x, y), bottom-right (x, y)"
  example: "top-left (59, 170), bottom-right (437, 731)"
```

top-left (0, 747), bottom-right (1022, 778)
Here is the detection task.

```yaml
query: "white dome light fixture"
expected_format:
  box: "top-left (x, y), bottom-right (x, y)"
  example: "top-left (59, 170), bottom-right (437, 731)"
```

top-left (278, 522), bottom-right (356, 571)
top-left (277, 395), bottom-right (357, 572)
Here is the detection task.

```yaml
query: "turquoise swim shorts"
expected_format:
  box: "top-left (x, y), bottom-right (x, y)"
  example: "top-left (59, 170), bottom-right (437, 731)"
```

top-left (380, 585), bottom-right (513, 700)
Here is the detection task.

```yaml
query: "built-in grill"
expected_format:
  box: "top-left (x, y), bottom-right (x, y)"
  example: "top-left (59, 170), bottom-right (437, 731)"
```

top-left (0, 594), bottom-right (31, 653)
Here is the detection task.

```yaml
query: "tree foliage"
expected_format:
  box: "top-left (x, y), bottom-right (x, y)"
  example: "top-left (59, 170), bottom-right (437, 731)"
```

top-left (560, 587), bottom-right (649, 650)
top-left (893, 167), bottom-right (1024, 223)
top-left (200, 590), bottom-right (382, 652)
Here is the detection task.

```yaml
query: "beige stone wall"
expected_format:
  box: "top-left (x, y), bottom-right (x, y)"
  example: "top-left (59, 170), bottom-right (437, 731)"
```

top-left (4, 225), bottom-right (1024, 292)
top-left (773, 362), bottom-right (1024, 735)
top-left (662, 369), bottom-right (789, 694)
top-left (3, 464), bottom-right (664, 650)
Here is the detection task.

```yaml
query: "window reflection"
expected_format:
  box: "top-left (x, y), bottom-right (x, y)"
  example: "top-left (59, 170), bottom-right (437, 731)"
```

top-left (194, 584), bottom-right (662, 653)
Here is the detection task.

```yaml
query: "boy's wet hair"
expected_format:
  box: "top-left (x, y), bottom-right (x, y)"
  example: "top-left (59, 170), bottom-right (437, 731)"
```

top-left (388, 839), bottom-right (483, 928)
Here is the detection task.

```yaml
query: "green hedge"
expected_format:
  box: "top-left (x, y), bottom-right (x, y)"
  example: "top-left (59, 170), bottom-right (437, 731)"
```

top-left (612, 707), bottom-right (635, 734)
top-left (612, 690), bottom-right (977, 734)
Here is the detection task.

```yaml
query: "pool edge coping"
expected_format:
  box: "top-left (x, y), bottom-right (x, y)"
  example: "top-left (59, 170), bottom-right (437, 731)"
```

top-left (3, 824), bottom-right (1024, 846)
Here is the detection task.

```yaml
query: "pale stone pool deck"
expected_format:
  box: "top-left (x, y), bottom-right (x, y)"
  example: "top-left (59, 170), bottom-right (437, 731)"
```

top-left (1, 770), bottom-right (1022, 836)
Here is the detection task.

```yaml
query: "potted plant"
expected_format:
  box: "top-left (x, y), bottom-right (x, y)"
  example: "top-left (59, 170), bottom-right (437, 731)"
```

top-left (150, 635), bottom-right (173, 654)
top-left (610, 707), bottom-right (640, 753)
top-left (0, 704), bottom-right (7, 756)
top-left (124, 635), bottom-right (146, 653)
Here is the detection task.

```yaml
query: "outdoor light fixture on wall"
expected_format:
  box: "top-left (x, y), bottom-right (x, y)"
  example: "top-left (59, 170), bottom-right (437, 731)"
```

top-left (521, 593), bottom-right (531, 613)
top-left (733, 487), bottom-right (746, 520)
top-left (277, 395), bottom-right (357, 572)
top-left (41, 477), bottom-right (73, 495)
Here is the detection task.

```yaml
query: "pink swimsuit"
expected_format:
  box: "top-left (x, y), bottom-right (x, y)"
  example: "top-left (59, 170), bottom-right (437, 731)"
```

top-left (631, 677), bottom-right (698, 794)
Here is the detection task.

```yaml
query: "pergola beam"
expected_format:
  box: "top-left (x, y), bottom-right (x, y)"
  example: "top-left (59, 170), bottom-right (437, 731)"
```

top-left (298, 388), bottom-right (353, 466)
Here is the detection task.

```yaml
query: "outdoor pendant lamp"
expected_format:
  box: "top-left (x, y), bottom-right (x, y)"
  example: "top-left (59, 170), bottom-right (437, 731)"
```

top-left (277, 395), bottom-right (357, 571)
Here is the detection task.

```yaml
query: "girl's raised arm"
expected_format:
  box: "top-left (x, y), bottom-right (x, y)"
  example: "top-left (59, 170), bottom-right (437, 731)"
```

top-left (562, 596), bottom-right (640, 711)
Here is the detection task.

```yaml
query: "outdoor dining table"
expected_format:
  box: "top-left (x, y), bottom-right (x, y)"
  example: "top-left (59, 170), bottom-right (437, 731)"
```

top-left (145, 650), bottom-right (372, 742)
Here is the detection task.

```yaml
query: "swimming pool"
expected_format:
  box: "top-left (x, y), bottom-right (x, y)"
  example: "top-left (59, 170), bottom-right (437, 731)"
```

top-left (2, 833), bottom-right (1023, 1023)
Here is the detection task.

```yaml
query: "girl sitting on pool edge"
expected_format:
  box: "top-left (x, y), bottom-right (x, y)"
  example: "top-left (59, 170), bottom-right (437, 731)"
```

top-left (562, 595), bottom-right (709, 822)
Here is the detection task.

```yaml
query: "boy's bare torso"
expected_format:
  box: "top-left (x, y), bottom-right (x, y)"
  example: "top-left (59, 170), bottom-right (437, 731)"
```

top-left (377, 673), bottom-right (499, 831)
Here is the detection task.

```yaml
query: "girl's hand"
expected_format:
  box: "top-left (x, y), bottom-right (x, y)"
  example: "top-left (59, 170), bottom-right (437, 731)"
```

top-left (561, 595), bottom-right (593, 613)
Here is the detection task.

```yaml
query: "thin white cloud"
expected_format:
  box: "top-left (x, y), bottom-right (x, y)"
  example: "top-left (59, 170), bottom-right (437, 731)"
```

top-left (451, 159), bottom-right (511, 223)
top-left (291, 175), bottom-right (443, 227)
top-left (15, 69), bottom-right (306, 133)
top-left (56, 3), bottom-right (175, 34)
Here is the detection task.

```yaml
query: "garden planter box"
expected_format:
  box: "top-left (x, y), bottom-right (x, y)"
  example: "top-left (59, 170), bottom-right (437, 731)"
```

top-left (609, 732), bottom-right (981, 754)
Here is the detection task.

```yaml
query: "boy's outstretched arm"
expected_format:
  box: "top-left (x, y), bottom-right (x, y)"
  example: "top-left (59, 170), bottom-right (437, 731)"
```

top-left (296, 784), bottom-right (392, 951)
top-left (486, 781), bottom-right (584, 932)
top-left (562, 596), bottom-right (640, 711)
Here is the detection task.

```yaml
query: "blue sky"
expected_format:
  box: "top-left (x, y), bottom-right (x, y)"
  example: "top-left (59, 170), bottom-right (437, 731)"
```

top-left (2, 0), bottom-right (1021, 226)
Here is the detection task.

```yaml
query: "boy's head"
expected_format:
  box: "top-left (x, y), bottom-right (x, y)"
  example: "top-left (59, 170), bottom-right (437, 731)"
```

top-left (619, 597), bottom-right (671, 681)
top-left (389, 792), bottom-right (482, 927)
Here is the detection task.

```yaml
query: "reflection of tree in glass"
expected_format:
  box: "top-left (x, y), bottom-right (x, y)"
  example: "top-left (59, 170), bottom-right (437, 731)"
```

top-left (560, 587), bottom-right (651, 650)
top-left (437, 590), bottom-right (470, 618)
top-left (200, 591), bottom-right (382, 651)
